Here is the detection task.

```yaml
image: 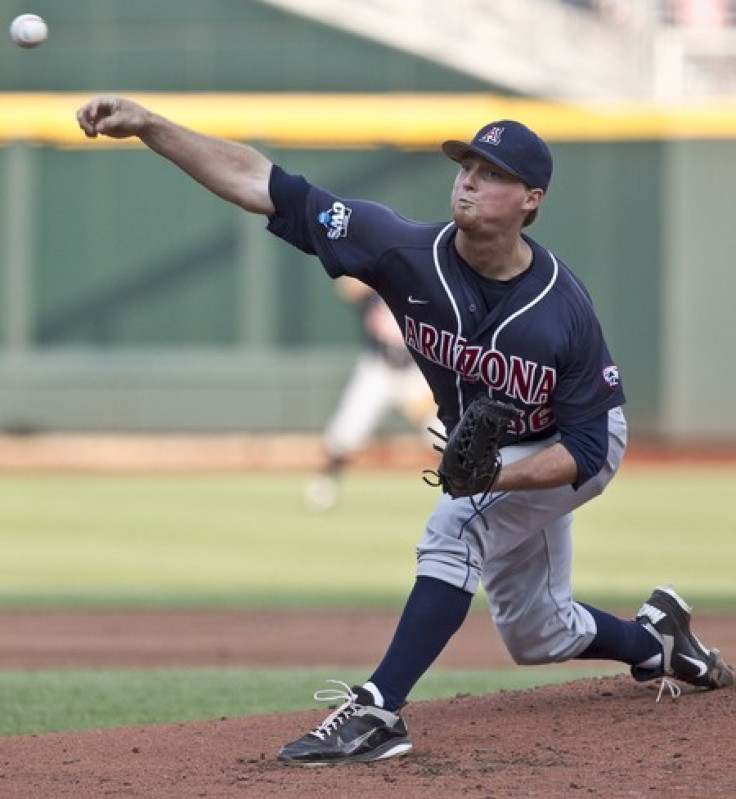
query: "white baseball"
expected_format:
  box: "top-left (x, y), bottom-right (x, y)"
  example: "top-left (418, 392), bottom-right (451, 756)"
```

top-left (9, 13), bottom-right (48, 49)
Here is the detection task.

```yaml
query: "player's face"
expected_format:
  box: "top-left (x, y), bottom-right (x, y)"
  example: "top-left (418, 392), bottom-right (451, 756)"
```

top-left (450, 155), bottom-right (540, 234)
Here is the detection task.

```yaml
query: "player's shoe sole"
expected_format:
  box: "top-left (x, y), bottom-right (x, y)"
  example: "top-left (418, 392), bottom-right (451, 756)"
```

top-left (633, 586), bottom-right (734, 689)
top-left (279, 736), bottom-right (412, 767)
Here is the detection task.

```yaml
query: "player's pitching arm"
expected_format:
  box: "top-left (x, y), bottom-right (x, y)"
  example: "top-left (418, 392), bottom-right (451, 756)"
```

top-left (75, 97), bottom-right (585, 496)
top-left (76, 96), bottom-right (275, 216)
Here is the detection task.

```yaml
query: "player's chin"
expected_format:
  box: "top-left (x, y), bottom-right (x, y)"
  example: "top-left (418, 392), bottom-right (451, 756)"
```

top-left (452, 207), bottom-right (478, 230)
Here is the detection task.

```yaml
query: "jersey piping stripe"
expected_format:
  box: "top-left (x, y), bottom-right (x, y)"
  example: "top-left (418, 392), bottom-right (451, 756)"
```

top-left (488, 250), bottom-right (560, 397)
top-left (490, 250), bottom-right (559, 350)
top-left (432, 222), bottom-right (466, 416)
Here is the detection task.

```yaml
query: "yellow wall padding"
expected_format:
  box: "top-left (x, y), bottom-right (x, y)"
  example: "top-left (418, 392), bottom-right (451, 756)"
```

top-left (3, 92), bottom-right (736, 148)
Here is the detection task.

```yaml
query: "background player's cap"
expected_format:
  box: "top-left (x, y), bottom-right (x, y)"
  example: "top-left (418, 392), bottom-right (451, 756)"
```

top-left (442, 120), bottom-right (553, 192)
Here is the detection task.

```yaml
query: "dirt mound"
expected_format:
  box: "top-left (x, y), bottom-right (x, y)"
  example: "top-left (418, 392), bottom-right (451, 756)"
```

top-left (1, 610), bottom-right (734, 797)
top-left (2, 675), bottom-right (734, 798)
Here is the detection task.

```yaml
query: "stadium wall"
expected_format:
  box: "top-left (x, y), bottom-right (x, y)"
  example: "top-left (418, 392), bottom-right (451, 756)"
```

top-left (0, 0), bottom-right (734, 440)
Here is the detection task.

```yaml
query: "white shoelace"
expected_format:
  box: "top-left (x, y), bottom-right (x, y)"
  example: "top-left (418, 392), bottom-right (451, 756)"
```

top-left (309, 680), bottom-right (360, 740)
top-left (655, 676), bottom-right (682, 703)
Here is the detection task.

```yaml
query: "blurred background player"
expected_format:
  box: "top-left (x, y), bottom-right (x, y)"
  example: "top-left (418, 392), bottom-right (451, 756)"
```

top-left (305, 277), bottom-right (440, 511)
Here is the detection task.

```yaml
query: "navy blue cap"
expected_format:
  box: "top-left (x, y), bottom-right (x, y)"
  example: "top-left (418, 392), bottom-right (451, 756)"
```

top-left (442, 120), bottom-right (553, 192)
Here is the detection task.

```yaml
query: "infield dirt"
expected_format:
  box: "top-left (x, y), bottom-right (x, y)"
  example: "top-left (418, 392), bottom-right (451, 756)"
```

top-left (0, 608), bottom-right (734, 798)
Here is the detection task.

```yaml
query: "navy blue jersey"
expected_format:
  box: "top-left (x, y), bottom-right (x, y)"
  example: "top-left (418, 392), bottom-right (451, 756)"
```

top-left (360, 291), bottom-right (415, 369)
top-left (267, 166), bottom-right (625, 448)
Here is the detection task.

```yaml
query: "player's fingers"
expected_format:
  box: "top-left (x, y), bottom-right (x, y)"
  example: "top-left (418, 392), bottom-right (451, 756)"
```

top-left (89, 96), bottom-right (121, 135)
top-left (76, 96), bottom-right (118, 137)
top-left (76, 96), bottom-right (108, 137)
top-left (76, 101), bottom-right (98, 137)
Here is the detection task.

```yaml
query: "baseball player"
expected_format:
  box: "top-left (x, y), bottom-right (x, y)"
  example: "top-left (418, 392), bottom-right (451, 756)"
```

top-left (306, 277), bottom-right (439, 511)
top-left (76, 97), bottom-right (733, 767)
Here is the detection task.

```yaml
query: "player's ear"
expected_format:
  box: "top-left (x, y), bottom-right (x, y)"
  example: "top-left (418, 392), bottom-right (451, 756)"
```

top-left (521, 188), bottom-right (544, 228)
top-left (522, 187), bottom-right (544, 212)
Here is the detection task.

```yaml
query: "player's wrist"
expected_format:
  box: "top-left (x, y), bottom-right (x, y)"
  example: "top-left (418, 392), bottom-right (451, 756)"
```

top-left (137, 109), bottom-right (166, 141)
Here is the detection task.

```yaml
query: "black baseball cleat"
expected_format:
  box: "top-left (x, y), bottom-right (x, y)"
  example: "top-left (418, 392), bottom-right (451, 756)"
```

top-left (631, 586), bottom-right (733, 689)
top-left (277, 681), bottom-right (412, 766)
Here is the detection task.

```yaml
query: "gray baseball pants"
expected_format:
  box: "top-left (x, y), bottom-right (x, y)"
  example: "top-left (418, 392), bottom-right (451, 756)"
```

top-left (415, 406), bottom-right (627, 665)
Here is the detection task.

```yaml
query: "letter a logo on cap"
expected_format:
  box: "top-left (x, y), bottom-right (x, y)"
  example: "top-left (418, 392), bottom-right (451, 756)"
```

top-left (479, 126), bottom-right (504, 146)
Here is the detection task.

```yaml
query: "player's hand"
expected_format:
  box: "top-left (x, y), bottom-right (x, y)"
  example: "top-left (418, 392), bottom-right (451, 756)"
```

top-left (76, 96), bottom-right (150, 140)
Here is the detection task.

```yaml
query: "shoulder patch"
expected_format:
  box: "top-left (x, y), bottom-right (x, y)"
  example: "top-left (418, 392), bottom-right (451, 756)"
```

top-left (317, 201), bottom-right (352, 240)
top-left (602, 364), bottom-right (620, 390)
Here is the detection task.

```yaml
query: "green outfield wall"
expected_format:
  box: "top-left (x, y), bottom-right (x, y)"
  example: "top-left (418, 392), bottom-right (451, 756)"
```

top-left (1, 119), bottom-right (733, 440)
top-left (0, 0), bottom-right (734, 440)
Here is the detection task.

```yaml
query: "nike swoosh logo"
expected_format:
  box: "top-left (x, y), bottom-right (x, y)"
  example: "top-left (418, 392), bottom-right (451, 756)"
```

top-left (678, 654), bottom-right (708, 677)
top-left (340, 728), bottom-right (377, 754)
top-left (408, 296), bottom-right (429, 305)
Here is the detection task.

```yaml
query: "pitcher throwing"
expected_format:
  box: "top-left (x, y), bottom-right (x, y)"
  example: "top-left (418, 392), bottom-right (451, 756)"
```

top-left (77, 96), bottom-right (733, 766)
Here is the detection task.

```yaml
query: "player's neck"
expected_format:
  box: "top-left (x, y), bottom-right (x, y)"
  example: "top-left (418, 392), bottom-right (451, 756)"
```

top-left (455, 232), bottom-right (532, 282)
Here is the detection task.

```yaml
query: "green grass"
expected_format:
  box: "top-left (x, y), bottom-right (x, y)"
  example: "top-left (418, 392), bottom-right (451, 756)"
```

top-left (573, 466), bottom-right (736, 606)
top-left (0, 472), bottom-right (428, 608)
top-left (0, 664), bottom-right (624, 736)
top-left (0, 468), bottom-right (733, 609)
top-left (0, 466), bottom-right (732, 736)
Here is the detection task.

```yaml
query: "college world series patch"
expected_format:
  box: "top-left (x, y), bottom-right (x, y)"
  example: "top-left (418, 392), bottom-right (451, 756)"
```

top-left (318, 201), bottom-right (352, 240)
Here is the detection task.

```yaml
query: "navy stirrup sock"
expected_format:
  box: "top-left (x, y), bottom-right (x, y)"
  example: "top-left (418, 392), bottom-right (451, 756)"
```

top-left (576, 603), bottom-right (661, 664)
top-left (369, 576), bottom-right (472, 711)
